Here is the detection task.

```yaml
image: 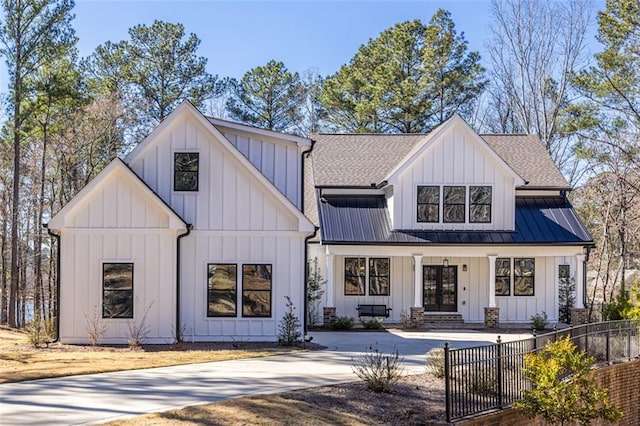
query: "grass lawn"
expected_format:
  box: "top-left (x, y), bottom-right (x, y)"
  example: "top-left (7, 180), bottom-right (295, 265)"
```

top-left (0, 327), bottom-right (305, 384)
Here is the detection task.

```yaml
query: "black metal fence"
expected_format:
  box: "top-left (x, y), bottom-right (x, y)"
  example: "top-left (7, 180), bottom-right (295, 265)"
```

top-left (444, 320), bottom-right (640, 422)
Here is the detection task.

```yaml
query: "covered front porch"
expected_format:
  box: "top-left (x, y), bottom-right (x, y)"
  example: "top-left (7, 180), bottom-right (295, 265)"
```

top-left (311, 244), bottom-right (587, 328)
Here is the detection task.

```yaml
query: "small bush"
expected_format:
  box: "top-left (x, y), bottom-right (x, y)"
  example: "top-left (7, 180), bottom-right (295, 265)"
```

top-left (361, 317), bottom-right (384, 330)
top-left (352, 344), bottom-right (404, 393)
top-left (85, 305), bottom-right (107, 346)
top-left (425, 348), bottom-right (445, 378)
top-left (333, 316), bottom-right (355, 330)
top-left (26, 315), bottom-right (54, 347)
top-left (127, 304), bottom-right (152, 349)
top-left (467, 364), bottom-right (498, 396)
top-left (531, 311), bottom-right (548, 331)
top-left (278, 296), bottom-right (302, 346)
top-left (513, 336), bottom-right (622, 425)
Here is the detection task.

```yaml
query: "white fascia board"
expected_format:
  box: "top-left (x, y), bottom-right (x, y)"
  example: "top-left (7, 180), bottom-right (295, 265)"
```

top-left (208, 117), bottom-right (312, 147)
top-left (323, 244), bottom-right (585, 258)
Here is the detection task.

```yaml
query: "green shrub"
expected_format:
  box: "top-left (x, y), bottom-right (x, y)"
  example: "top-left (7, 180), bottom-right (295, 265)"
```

top-left (26, 314), bottom-right (55, 347)
top-left (513, 336), bottom-right (622, 425)
top-left (278, 296), bottom-right (302, 346)
top-left (333, 316), bottom-right (355, 330)
top-left (361, 317), bottom-right (384, 330)
top-left (352, 344), bottom-right (404, 393)
top-left (425, 348), bottom-right (445, 378)
top-left (531, 311), bottom-right (548, 331)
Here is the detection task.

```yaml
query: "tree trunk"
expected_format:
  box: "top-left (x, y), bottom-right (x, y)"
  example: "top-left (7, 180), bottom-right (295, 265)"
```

top-left (9, 80), bottom-right (22, 328)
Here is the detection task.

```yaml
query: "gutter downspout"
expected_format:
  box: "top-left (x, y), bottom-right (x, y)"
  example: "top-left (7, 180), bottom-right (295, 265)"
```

top-left (300, 139), bottom-right (316, 342)
top-left (176, 224), bottom-right (192, 343)
top-left (303, 227), bottom-right (319, 343)
top-left (44, 224), bottom-right (60, 343)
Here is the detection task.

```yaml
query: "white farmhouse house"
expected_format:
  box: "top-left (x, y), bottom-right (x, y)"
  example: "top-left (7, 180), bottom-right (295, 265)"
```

top-left (306, 115), bottom-right (593, 327)
top-left (48, 102), bottom-right (592, 344)
top-left (48, 101), bottom-right (315, 343)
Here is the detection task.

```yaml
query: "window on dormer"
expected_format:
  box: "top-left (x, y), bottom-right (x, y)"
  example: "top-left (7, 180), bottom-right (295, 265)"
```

top-left (443, 186), bottom-right (465, 223)
top-left (417, 186), bottom-right (439, 223)
top-left (174, 152), bottom-right (199, 191)
top-left (470, 186), bottom-right (492, 223)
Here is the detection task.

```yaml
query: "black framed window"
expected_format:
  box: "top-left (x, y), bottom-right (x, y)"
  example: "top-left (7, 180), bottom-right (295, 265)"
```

top-left (369, 258), bottom-right (390, 296)
top-left (174, 152), bottom-right (199, 191)
top-left (103, 263), bottom-right (133, 318)
top-left (417, 186), bottom-right (439, 223)
top-left (242, 264), bottom-right (272, 317)
top-left (514, 258), bottom-right (535, 296)
top-left (470, 186), bottom-right (492, 223)
top-left (443, 186), bottom-right (465, 223)
top-left (344, 257), bottom-right (366, 295)
top-left (495, 258), bottom-right (511, 296)
top-left (207, 264), bottom-right (237, 317)
top-left (559, 264), bottom-right (570, 280)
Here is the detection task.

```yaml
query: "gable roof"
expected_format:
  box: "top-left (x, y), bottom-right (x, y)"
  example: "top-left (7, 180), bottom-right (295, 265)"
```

top-left (310, 117), bottom-right (570, 190)
top-left (125, 100), bottom-right (315, 233)
top-left (48, 158), bottom-right (187, 230)
top-left (318, 195), bottom-right (593, 246)
top-left (482, 134), bottom-right (570, 190)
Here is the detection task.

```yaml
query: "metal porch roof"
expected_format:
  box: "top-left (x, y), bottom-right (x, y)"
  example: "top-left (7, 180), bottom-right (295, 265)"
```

top-left (317, 195), bottom-right (593, 246)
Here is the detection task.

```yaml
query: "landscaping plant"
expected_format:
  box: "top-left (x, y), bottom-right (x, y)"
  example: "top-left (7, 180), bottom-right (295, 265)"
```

top-left (530, 311), bottom-right (548, 331)
top-left (352, 344), bottom-right (404, 393)
top-left (306, 257), bottom-right (326, 328)
top-left (277, 296), bottom-right (302, 346)
top-left (425, 348), bottom-right (445, 378)
top-left (332, 316), bottom-right (355, 330)
top-left (85, 305), bottom-right (107, 346)
top-left (513, 336), bottom-right (622, 425)
top-left (361, 317), bottom-right (384, 330)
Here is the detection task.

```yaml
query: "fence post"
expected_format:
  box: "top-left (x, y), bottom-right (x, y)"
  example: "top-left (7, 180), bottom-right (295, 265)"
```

top-left (627, 319), bottom-right (632, 360)
top-left (606, 328), bottom-right (611, 364)
top-left (444, 343), bottom-right (451, 423)
top-left (497, 336), bottom-right (503, 409)
top-left (532, 329), bottom-right (537, 352)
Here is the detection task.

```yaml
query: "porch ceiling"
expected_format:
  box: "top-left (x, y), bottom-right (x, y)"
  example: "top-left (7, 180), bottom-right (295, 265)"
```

top-left (317, 195), bottom-right (593, 246)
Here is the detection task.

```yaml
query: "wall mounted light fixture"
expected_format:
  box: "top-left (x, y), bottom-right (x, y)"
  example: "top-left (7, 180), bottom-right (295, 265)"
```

top-left (443, 258), bottom-right (449, 267)
top-left (463, 264), bottom-right (468, 271)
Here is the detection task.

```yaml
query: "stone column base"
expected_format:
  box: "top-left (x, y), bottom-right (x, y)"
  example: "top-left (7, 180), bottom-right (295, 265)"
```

top-left (484, 307), bottom-right (500, 328)
top-left (323, 307), bottom-right (336, 327)
top-left (410, 307), bottom-right (425, 329)
top-left (570, 308), bottom-right (589, 326)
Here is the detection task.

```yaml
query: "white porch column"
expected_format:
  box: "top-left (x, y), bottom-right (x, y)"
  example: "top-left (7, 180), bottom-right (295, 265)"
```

top-left (575, 254), bottom-right (586, 309)
top-left (488, 255), bottom-right (497, 308)
top-left (413, 255), bottom-right (423, 307)
top-left (325, 253), bottom-right (335, 307)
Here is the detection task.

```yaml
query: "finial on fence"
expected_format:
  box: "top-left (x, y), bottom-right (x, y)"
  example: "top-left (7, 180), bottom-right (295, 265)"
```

top-left (497, 335), bottom-right (502, 344)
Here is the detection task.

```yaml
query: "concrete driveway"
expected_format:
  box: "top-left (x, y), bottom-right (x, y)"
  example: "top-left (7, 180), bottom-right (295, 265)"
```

top-left (0, 329), bottom-right (529, 425)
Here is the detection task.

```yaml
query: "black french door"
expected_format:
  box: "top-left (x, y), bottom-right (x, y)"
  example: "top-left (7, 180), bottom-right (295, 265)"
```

top-left (423, 265), bottom-right (457, 312)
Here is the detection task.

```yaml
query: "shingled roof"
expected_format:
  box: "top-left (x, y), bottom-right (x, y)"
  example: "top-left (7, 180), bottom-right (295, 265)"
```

top-left (309, 133), bottom-right (570, 190)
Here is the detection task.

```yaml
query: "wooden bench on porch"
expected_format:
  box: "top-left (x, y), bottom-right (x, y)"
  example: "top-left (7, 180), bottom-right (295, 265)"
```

top-left (356, 304), bottom-right (392, 318)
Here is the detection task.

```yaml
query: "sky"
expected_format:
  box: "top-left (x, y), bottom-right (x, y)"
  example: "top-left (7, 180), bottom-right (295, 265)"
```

top-left (69, 0), bottom-right (604, 81)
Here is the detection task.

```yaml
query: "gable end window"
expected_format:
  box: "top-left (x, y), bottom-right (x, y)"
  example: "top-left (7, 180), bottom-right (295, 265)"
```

top-left (103, 263), bottom-right (133, 318)
top-left (174, 152), bottom-right (199, 191)
top-left (443, 186), bottom-right (465, 223)
top-left (417, 186), bottom-right (439, 223)
top-left (369, 258), bottom-right (390, 296)
top-left (470, 186), bottom-right (492, 223)
top-left (207, 264), bottom-right (237, 317)
top-left (514, 258), bottom-right (535, 296)
top-left (242, 264), bottom-right (272, 317)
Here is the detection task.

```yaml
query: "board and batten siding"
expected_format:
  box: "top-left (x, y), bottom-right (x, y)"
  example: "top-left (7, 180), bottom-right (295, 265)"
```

top-left (59, 231), bottom-right (177, 344)
top-left (391, 123), bottom-right (516, 231)
top-left (219, 128), bottom-right (302, 209)
top-left (128, 114), bottom-right (300, 232)
top-left (180, 233), bottom-right (306, 341)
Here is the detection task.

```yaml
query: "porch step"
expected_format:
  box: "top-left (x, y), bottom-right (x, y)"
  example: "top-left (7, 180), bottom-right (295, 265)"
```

top-left (423, 313), bottom-right (464, 328)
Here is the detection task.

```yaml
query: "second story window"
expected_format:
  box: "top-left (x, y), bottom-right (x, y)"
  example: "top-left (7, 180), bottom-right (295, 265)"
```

top-left (470, 186), bottom-right (492, 223)
top-left (174, 152), bottom-right (199, 191)
top-left (417, 186), bottom-right (439, 223)
top-left (443, 186), bottom-right (465, 223)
